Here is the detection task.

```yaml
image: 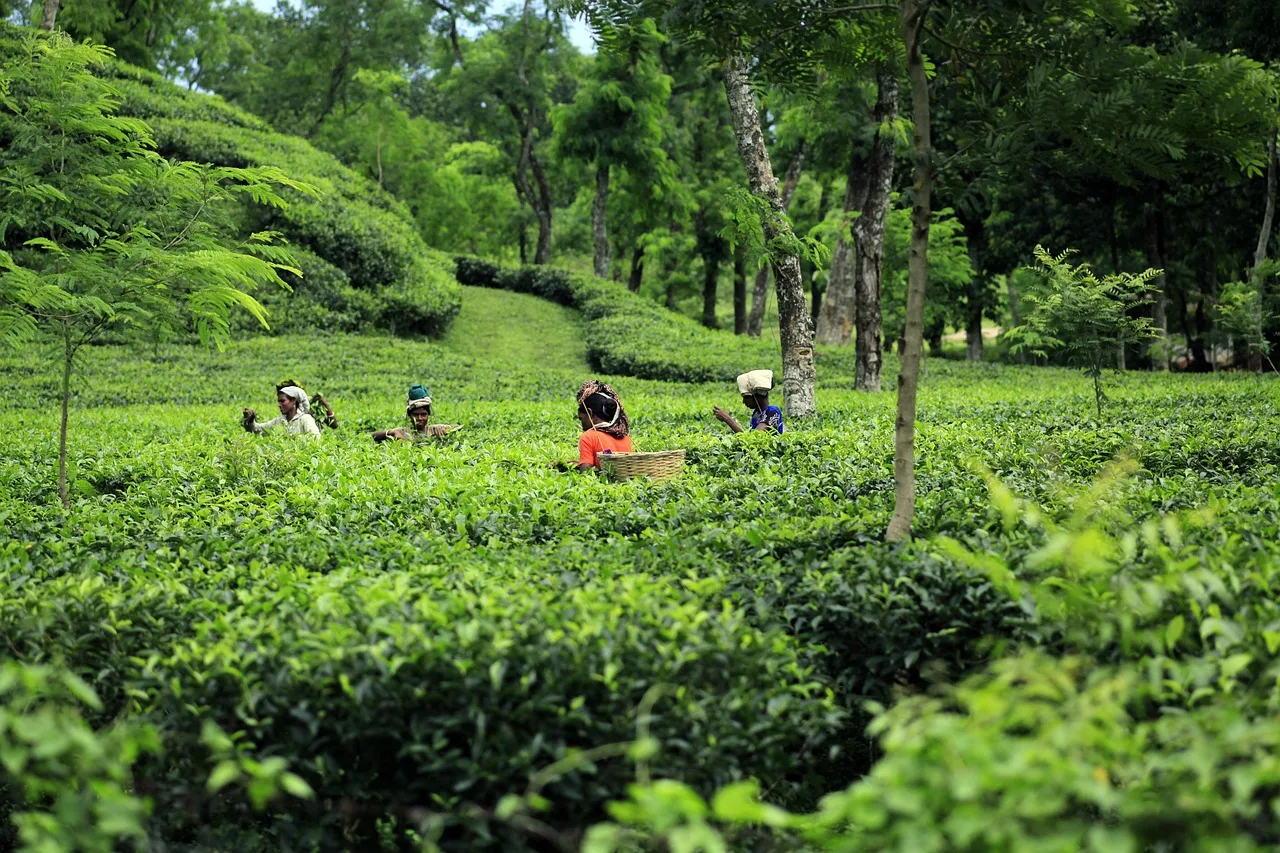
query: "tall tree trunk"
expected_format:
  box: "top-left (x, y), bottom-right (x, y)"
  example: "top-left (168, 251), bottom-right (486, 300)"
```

top-left (853, 66), bottom-right (899, 391)
top-left (1006, 275), bottom-right (1025, 364)
top-left (1253, 127), bottom-right (1278, 271)
top-left (885, 0), bottom-right (931, 543)
top-left (733, 249), bottom-right (747, 334)
top-left (592, 164), bottom-right (610, 278)
top-left (810, 180), bottom-right (831, 329)
top-left (964, 217), bottom-right (985, 363)
top-left (40, 0), bottom-right (60, 31)
top-left (530, 149), bottom-right (553, 265)
top-left (628, 246), bottom-right (644, 292)
top-left (724, 55), bottom-right (815, 417)
top-left (702, 255), bottom-right (720, 328)
top-left (1145, 202), bottom-right (1168, 370)
top-left (58, 325), bottom-right (72, 510)
top-left (815, 150), bottom-right (869, 346)
top-left (747, 139), bottom-right (808, 337)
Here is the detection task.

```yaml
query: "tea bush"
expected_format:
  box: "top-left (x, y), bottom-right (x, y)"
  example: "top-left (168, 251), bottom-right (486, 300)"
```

top-left (454, 256), bottom-right (781, 382)
top-left (12, 28), bottom-right (466, 338)
top-left (2, 308), bottom-right (1279, 848)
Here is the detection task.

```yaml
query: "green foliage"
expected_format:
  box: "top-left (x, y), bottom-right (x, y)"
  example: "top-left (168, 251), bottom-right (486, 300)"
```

top-left (1215, 271), bottom-right (1277, 370)
top-left (59, 33), bottom-right (466, 338)
top-left (454, 256), bottom-right (781, 382)
top-left (1005, 247), bottom-right (1161, 416)
top-left (0, 662), bottom-right (159, 853)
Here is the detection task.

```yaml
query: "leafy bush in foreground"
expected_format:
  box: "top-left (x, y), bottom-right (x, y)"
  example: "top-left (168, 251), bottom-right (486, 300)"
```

top-left (2, 330), bottom-right (1279, 848)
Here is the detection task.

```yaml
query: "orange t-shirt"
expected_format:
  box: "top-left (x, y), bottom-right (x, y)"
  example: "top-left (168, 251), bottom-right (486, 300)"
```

top-left (578, 430), bottom-right (633, 468)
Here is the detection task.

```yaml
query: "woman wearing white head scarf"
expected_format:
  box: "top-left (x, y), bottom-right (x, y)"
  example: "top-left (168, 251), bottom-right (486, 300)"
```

top-left (242, 384), bottom-right (321, 438)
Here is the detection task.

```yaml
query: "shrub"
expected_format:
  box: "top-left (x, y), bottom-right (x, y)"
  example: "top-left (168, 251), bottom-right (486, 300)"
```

top-left (454, 256), bottom-right (779, 382)
top-left (62, 39), bottom-right (466, 338)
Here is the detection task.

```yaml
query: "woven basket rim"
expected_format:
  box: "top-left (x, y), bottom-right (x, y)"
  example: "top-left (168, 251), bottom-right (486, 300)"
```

top-left (603, 449), bottom-right (686, 460)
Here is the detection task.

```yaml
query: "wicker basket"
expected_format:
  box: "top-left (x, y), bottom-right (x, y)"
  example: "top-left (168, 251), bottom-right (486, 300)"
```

top-left (600, 449), bottom-right (686, 482)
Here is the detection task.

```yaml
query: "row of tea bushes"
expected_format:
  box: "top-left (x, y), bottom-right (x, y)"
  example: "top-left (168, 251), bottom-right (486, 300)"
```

top-left (454, 256), bottom-right (781, 383)
top-left (78, 41), bottom-right (463, 337)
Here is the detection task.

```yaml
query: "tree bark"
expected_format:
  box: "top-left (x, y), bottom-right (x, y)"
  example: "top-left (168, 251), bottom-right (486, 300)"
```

top-left (627, 246), bottom-right (644, 292)
top-left (1145, 202), bottom-right (1168, 370)
top-left (853, 66), bottom-right (899, 391)
top-left (1006, 274), bottom-right (1025, 364)
top-left (509, 102), bottom-right (553, 265)
top-left (702, 255), bottom-right (720, 328)
top-left (810, 179), bottom-right (831, 329)
top-left (58, 325), bottom-right (72, 510)
top-left (1253, 127), bottom-right (1278, 271)
top-left (964, 217), bottom-right (985, 363)
top-left (885, 0), bottom-right (931, 543)
top-left (733, 249), bottom-right (747, 334)
top-left (747, 139), bottom-right (807, 337)
top-left (40, 0), bottom-right (59, 31)
top-left (592, 164), bottom-right (610, 278)
top-left (724, 55), bottom-right (815, 417)
top-left (815, 150), bottom-right (868, 347)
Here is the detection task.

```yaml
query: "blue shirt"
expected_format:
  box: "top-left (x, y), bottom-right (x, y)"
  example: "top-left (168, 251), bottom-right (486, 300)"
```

top-left (749, 405), bottom-right (784, 433)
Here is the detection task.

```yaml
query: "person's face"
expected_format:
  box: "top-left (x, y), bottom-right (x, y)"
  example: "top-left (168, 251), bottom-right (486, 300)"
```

top-left (277, 392), bottom-right (297, 418)
top-left (577, 407), bottom-right (592, 430)
top-left (410, 408), bottom-right (431, 429)
top-left (742, 393), bottom-right (761, 410)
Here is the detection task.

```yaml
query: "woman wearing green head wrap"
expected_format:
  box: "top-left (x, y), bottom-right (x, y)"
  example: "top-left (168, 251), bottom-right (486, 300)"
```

top-left (373, 384), bottom-right (462, 442)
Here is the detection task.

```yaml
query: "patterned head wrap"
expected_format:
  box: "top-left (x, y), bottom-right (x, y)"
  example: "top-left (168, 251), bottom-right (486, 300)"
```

top-left (577, 379), bottom-right (629, 439)
top-left (277, 384), bottom-right (310, 415)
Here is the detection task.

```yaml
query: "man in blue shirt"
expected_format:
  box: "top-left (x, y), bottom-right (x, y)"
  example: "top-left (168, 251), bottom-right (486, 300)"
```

top-left (713, 369), bottom-right (784, 434)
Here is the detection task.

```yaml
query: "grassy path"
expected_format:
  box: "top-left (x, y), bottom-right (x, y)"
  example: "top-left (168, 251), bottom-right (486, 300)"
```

top-left (440, 285), bottom-right (590, 372)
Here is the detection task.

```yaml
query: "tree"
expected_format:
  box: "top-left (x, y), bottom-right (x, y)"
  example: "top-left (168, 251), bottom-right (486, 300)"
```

top-left (39, 0), bottom-right (56, 30)
top-left (433, 1), bottom-right (582, 265)
top-left (1005, 247), bottom-right (1161, 417)
top-left (554, 19), bottom-right (674, 279)
top-left (0, 34), bottom-right (305, 508)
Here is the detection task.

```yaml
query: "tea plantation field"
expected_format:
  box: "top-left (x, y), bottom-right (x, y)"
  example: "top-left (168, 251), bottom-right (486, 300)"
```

top-left (3, 292), bottom-right (1280, 851)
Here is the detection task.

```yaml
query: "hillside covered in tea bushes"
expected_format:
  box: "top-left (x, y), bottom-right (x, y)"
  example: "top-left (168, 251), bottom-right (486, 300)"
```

top-left (3, 298), bottom-right (1280, 848)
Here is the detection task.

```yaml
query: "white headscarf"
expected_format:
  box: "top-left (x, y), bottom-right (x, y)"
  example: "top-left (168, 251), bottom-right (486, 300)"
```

top-left (278, 385), bottom-right (310, 415)
top-left (736, 370), bottom-right (773, 396)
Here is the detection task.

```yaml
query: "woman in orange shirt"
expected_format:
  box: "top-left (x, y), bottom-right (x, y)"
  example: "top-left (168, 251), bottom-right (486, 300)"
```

top-left (568, 380), bottom-right (632, 472)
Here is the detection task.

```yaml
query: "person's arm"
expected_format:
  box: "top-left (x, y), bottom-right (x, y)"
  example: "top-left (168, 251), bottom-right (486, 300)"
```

top-left (314, 394), bottom-right (338, 429)
top-left (575, 433), bottom-right (598, 472)
top-left (245, 410), bottom-right (283, 434)
top-left (373, 427), bottom-right (404, 442)
top-left (713, 405), bottom-right (744, 434)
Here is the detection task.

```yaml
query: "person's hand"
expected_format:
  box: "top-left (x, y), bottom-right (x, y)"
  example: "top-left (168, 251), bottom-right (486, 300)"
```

top-left (242, 407), bottom-right (256, 420)
top-left (314, 393), bottom-right (329, 409)
top-left (713, 405), bottom-right (731, 422)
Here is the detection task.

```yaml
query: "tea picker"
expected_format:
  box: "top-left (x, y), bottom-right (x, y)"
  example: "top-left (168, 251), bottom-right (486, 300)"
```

top-left (373, 384), bottom-right (462, 443)
top-left (713, 370), bottom-right (785, 434)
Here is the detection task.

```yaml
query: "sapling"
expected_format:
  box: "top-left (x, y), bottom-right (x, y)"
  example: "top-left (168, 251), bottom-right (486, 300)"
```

top-left (0, 33), bottom-right (309, 508)
top-left (1004, 246), bottom-right (1161, 418)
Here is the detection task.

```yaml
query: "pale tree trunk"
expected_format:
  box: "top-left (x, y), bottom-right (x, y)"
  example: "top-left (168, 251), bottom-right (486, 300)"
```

top-left (885, 0), bottom-right (931, 543)
top-left (58, 325), bottom-right (73, 510)
top-left (853, 66), bottom-right (899, 391)
top-left (815, 150), bottom-right (868, 346)
top-left (1250, 127), bottom-right (1277, 371)
top-left (1254, 128), bottom-right (1278, 272)
top-left (1145, 203), bottom-right (1168, 370)
top-left (724, 55), bottom-right (815, 417)
top-left (1006, 275), bottom-right (1026, 364)
top-left (593, 164), bottom-right (610, 278)
top-left (965, 218), bottom-right (985, 362)
top-left (40, 0), bottom-right (59, 30)
top-left (747, 139), bottom-right (807, 337)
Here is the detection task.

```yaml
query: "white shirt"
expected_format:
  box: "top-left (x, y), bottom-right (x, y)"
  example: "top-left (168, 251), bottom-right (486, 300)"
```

top-left (250, 411), bottom-right (321, 438)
